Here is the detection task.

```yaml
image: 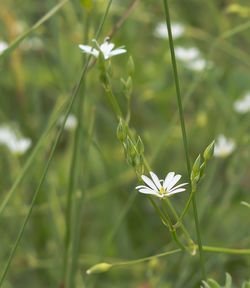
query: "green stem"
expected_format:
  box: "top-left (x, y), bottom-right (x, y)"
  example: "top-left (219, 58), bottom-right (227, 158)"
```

top-left (174, 189), bottom-right (195, 228)
top-left (62, 10), bottom-right (90, 285)
top-left (162, 200), bottom-right (186, 251)
top-left (115, 248), bottom-right (181, 267)
top-left (162, 0), bottom-right (206, 280)
top-left (67, 109), bottom-right (95, 288)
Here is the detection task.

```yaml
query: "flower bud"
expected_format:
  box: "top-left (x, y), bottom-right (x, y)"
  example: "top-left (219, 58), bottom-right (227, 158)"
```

top-left (136, 136), bottom-right (144, 155)
top-left (116, 120), bottom-right (127, 142)
top-left (126, 55), bottom-right (135, 76)
top-left (192, 154), bottom-right (201, 173)
top-left (204, 140), bottom-right (215, 161)
top-left (86, 263), bottom-right (112, 274)
top-left (191, 154), bottom-right (201, 188)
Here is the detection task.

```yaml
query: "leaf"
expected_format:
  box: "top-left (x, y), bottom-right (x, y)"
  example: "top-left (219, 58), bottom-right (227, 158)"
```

top-left (80, 0), bottom-right (93, 9)
top-left (225, 273), bottom-right (232, 288)
top-left (207, 279), bottom-right (221, 288)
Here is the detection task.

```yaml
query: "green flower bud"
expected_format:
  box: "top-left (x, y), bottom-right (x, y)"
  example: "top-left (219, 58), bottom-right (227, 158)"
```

top-left (204, 140), bottom-right (215, 161)
top-left (86, 263), bottom-right (112, 274)
top-left (191, 155), bottom-right (201, 188)
top-left (136, 136), bottom-right (144, 155)
top-left (116, 120), bottom-right (127, 142)
top-left (126, 55), bottom-right (135, 76)
top-left (192, 154), bottom-right (201, 173)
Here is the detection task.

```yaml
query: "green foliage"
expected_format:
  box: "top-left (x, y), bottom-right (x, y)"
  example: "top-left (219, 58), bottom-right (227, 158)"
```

top-left (202, 273), bottom-right (250, 288)
top-left (0, 0), bottom-right (249, 287)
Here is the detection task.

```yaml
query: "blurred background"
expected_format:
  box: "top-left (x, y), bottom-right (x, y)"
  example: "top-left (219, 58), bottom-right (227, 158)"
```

top-left (0, 0), bottom-right (249, 287)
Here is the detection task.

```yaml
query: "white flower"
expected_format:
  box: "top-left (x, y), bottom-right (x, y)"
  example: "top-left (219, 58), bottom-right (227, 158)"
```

top-left (214, 135), bottom-right (235, 158)
top-left (20, 37), bottom-right (43, 51)
top-left (0, 41), bottom-right (8, 54)
top-left (0, 125), bottom-right (31, 154)
top-left (136, 171), bottom-right (188, 199)
top-left (175, 47), bottom-right (200, 61)
top-left (187, 58), bottom-right (207, 71)
top-left (59, 114), bottom-right (78, 130)
top-left (233, 92), bottom-right (250, 114)
top-left (154, 22), bottom-right (184, 39)
top-left (79, 38), bottom-right (126, 60)
top-left (175, 46), bottom-right (210, 71)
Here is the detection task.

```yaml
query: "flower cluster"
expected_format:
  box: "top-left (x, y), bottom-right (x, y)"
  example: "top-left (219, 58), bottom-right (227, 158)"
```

top-left (136, 171), bottom-right (187, 199)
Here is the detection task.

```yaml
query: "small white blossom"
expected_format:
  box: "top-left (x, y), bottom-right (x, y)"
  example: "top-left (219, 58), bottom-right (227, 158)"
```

top-left (175, 46), bottom-right (209, 71)
top-left (214, 135), bottom-right (235, 158)
top-left (136, 171), bottom-right (188, 199)
top-left (79, 38), bottom-right (126, 60)
top-left (0, 125), bottom-right (31, 154)
top-left (187, 58), bottom-right (207, 71)
top-left (59, 114), bottom-right (78, 130)
top-left (233, 92), bottom-right (250, 114)
top-left (154, 22), bottom-right (184, 39)
top-left (0, 41), bottom-right (8, 54)
top-left (175, 47), bottom-right (200, 61)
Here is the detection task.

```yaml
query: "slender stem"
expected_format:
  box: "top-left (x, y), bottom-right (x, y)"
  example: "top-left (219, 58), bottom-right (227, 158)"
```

top-left (115, 248), bottom-right (181, 267)
top-left (162, 0), bottom-right (206, 279)
top-left (174, 189), bottom-right (195, 227)
top-left (162, 200), bottom-right (186, 250)
top-left (62, 10), bottom-right (90, 285)
top-left (202, 246), bottom-right (250, 254)
top-left (67, 109), bottom-right (95, 288)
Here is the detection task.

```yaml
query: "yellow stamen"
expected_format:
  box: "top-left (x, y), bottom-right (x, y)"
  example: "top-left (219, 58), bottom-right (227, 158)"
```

top-left (159, 187), bottom-right (166, 195)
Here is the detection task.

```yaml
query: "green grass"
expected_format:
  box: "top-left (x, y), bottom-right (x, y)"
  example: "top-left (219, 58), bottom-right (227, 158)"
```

top-left (0, 0), bottom-right (249, 287)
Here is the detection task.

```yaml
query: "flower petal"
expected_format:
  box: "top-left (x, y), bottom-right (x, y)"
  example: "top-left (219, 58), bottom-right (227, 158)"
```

top-left (78, 44), bottom-right (98, 57)
top-left (149, 171), bottom-right (162, 190)
top-left (138, 188), bottom-right (159, 197)
top-left (168, 182), bottom-right (188, 192)
top-left (141, 175), bottom-right (158, 191)
top-left (108, 48), bottom-right (127, 57)
top-left (163, 172), bottom-right (175, 189)
top-left (167, 174), bottom-right (181, 191)
top-left (166, 188), bottom-right (186, 196)
top-left (135, 185), bottom-right (148, 190)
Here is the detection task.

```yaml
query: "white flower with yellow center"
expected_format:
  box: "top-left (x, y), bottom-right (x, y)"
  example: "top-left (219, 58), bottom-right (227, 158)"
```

top-left (79, 38), bottom-right (126, 60)
top-left (136, 171), bottom-right (188, 198)
top-left (214, 135), bottom-right (235, 158)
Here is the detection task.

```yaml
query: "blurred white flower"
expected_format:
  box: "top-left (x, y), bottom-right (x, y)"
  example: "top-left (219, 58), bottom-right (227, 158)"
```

top-left (79, 38), bottom-right (126, 60)
top-left (0, 41), bottom-right (8, 54)
top-left (136, 171), bottom-right (187, 199)
top-left (187, 58), bottom-right (207, 71)
top-left (233, 92), bottom-right (250, 114)
top-left (175, 46), bottom-right (209, 71)
top-left (0, 125), bottom-right (31, 154)
top-left (59, 114), bottom-right (78, 130)
top-left (154, 22), bottom-right (184, 39)
top-left (175, 47), bottom-right (200, 61)
top-left (20, 37), bottom-right (44, 51)
top-left (214, 135), bottom-right (235, 158)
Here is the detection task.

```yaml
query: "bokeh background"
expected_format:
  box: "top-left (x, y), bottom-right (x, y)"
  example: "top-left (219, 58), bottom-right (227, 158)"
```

top-left (0, 0), bottom-right (249, 287)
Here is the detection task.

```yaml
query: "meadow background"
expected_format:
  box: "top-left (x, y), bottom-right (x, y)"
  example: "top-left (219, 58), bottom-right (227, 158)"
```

top-left (0, 0), bottom-right (249, 287)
